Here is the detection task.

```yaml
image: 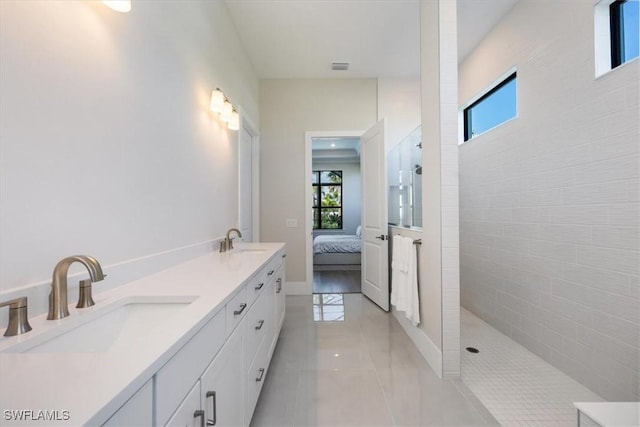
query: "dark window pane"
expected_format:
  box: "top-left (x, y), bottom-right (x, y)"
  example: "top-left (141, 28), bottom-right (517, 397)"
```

top-left (313, 208), bottom-right (319, 229)
top-left (464, 74), bottom-right (517, 141)
top-left (321, 186), bottom-right (341, 207)
top-left (320, 208), bottom-right (342, 229)
top-left (320, 171), bottom-right (342, 184)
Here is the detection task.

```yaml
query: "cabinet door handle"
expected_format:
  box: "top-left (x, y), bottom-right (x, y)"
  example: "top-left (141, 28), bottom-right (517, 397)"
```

top-left (194, 409), bottom-right (205, 427)
top-left (233, 303), bottom-right (247, 316)
top-left (255, 368), bottom-right (265, 382)
top-left (206, 391), bottom-right (217, 426)
top-left (254, 282), bottom-right (264, 291)
top-left (276, 278), bottom-right (282, 293)
top-left (267, 270), bottom-right (275, 276)
top-left (255, 319), bottom-right (264, 330)
top-left (282, 254), bottom-right (287, 258)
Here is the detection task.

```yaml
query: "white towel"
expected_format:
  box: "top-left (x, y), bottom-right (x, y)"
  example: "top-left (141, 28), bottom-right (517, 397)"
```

top-left (391, 235), bottom-right (420, 326)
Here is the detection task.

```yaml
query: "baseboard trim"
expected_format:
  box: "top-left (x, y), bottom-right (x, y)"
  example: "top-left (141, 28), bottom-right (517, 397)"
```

top-left (285, 281), bottom-right (311, 295)
top-left (392, 308), bottom-right (443, 378)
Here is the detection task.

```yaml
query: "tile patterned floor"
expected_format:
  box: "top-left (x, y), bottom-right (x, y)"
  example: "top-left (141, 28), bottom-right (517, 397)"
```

top-left (251, 294), bottom-right (498, 427)
top-left (461, 308), bottom-right (603, 427)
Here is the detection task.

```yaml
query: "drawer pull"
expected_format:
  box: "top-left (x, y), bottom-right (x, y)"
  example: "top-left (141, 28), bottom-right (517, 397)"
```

top-left (256, 368), bottom-right (265, 382)
top-left (267, 270), bottom-right (275, 276)
top-left (282, 254), bottom-right (287, 258)
top-left (254, 282), bottom-right (264, 291)
top-left (255, 320), bottom-right (265, 330)
top-left (276, 278), bottom-right (282, 293)
top-left (233, 303), bottom-right (247, 316)
top-left (194, 410), bottom-right (205, 427)
top-left (206, 391), bottom-right (217, 426)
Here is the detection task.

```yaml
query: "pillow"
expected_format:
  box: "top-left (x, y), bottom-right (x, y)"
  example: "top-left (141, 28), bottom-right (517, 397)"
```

top-left (356, 225), bottom-right (362, 238)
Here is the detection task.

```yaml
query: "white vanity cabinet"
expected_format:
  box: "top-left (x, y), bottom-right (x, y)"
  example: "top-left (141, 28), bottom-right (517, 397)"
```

top-left (161, 248), bottom-right (286, 427)
top-left (165, 381), bottom-right (202, 427)
top-left (102, 380), bottom-right (153, 427)
top-left (200, 318), bottom-right (245, 427)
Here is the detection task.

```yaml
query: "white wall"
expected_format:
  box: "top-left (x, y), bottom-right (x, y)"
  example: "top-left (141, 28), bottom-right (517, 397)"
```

top-left (459, 1), bottom-right (639, 400)
top-left (312, 162), bottom-right (361, 236)
top-left (260, 79), bottom-right (377, 284)
top-left (377, 78), bottom-right (421, 150)
top-left (0, 1), bottom-right (258, 321)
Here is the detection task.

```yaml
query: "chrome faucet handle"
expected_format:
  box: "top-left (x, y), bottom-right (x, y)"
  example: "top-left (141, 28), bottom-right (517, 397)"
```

top-left (76, 279), bottom-right (96, 309)
top-left (0, 297), bottom-right (33, 337)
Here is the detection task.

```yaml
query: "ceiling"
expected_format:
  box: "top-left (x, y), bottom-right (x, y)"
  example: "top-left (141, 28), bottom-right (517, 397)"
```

top-left (225, 0), bottom-right (519, 79)
top-left (312, 137), bottom-right (361, 163)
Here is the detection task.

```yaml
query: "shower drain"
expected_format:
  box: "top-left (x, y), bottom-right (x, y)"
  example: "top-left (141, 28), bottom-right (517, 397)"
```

top-left (466, 347), bottom-right (479, 353)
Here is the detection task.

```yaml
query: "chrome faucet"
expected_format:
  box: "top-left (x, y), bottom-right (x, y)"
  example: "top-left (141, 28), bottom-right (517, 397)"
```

top-left (220, 228), bottom-right (242, 252)
top-left (48, 255), bottom-right (106, 320)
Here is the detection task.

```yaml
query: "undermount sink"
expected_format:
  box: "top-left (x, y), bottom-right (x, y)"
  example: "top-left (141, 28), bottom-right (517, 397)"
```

top-left (2, 295), bottom-right (196, 354)
top-left (233, 248), bottom-right (268, 254)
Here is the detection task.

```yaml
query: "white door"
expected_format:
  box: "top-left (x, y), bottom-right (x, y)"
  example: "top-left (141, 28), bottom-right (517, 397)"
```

top-left (360, 120), bottom-right (389, 311)
top-left (239, 125), bottom-right (253, 242)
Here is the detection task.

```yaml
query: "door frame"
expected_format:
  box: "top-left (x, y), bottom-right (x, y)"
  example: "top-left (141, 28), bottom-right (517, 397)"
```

top-left (304, 130), bottom-right (363, 294)
top-left (238, 108), bottom-right (260, 242)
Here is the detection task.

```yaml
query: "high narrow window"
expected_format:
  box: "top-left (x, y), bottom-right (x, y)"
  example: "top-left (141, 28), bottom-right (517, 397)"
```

top-left (312, 170), bottom-right (342, 229)
top-left (610, 0), bottom-right (640, 68)
top-left (463, 72), bottom-right (517, 142)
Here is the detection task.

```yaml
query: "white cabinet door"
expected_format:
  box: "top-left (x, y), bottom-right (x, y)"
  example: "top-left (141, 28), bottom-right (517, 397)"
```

top-left (165, 381), bottom-right (202, 427)
top-left (102, 380), bottom-right (152, 427)
top-left (201, 318), bottom-right (245, 427)
top-left (274, 260), bottom-right (285, 333)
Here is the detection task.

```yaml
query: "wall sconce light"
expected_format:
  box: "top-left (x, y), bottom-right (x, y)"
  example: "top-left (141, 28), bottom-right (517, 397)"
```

top-left (209, 88), bottom-right (224, 113)
top-left (220, 100), bottom-right (233, 123)
top-left (228, 109), bottom-right (240, 131)
top-left (102, 0), bottom-right (132, 12)
top-left (209, 87), bottom-right (239, 131)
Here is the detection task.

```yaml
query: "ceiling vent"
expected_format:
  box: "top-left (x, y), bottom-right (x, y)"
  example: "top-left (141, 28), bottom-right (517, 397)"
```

top-left (331, 62), bottom-right (349, 71)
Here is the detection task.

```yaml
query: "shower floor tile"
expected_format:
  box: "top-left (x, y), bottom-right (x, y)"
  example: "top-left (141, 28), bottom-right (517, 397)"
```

top-left (461, 308), bottom-right (603, 427)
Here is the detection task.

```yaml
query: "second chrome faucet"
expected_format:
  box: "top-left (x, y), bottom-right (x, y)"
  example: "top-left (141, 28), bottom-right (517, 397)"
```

top-left (48, 255), bottom-right (106, 320)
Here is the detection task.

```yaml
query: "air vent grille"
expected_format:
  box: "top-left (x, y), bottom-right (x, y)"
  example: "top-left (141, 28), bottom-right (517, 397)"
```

top-left (331, 62), bottom-right (349, 71)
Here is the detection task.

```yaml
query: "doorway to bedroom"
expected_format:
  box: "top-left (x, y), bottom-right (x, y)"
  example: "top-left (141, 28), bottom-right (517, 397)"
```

top-left (310, 136), bottom-right (362, 294)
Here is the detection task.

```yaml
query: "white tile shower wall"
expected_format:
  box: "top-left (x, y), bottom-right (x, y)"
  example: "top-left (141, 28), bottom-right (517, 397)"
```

top-left (458, 1), bottom-right (639, 401)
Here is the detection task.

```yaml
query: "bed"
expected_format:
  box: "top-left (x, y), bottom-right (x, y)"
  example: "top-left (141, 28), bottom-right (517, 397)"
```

top-left (313, 228), bottom-right (362, 267)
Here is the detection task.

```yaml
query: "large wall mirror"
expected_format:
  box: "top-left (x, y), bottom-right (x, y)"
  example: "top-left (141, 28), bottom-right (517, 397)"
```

top-left (388, 125), bottom-right (422, 229)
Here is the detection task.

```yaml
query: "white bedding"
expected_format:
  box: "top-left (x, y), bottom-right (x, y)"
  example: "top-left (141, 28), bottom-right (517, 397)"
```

top-left (313, 235), bottom-right (361, 254)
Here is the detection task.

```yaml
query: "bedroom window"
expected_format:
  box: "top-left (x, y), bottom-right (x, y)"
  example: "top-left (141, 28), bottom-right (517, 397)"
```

top-left (312, 170), bottom-right (342, 229)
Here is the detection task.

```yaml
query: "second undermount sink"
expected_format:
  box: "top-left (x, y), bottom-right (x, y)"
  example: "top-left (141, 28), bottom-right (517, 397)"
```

top-left (2, 295), bottom-right (196, 354)
top-left (233, 247), bottom-right (268, 254)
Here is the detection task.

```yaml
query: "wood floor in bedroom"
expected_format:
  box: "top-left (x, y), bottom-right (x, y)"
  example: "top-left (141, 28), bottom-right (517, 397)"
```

top-left (312, 269), bottom-right (361, 294)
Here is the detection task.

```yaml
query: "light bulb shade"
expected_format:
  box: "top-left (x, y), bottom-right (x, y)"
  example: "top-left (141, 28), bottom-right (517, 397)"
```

top-left (210, 88), bottom-right (224, 113)
top-left (228, 110), bottom-right (240, 131)
top-left (220, 100), bottom-right (233, 122)
top-left (102, 0), bottom-right (131, 12)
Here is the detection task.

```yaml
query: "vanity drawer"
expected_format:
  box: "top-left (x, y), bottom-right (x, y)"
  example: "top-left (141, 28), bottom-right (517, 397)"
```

top-left (226, 284), bottom-right (248, 337)
top-left (155, 309), bottom-right (225, 426)
top-left (247, 268), bottom-right (269, 307)
top-left (244, 280), bottom-right (274, 370)
top-left (246, 337), bottom-right (270, 422)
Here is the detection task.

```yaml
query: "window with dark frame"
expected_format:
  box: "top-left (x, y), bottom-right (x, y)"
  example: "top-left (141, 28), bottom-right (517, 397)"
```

top-left (463, 72), bottom-right (517, 142)
top-left (610, 0), bottom-right (640, 68)
top-left (312, 170), bottom-right (343, 230)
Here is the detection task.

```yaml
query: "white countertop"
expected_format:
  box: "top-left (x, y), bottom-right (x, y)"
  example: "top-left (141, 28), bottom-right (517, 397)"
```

top-left (0, 243), bottom-right (284, 426)
top-left (574, 402), bottom-right (640, 427)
